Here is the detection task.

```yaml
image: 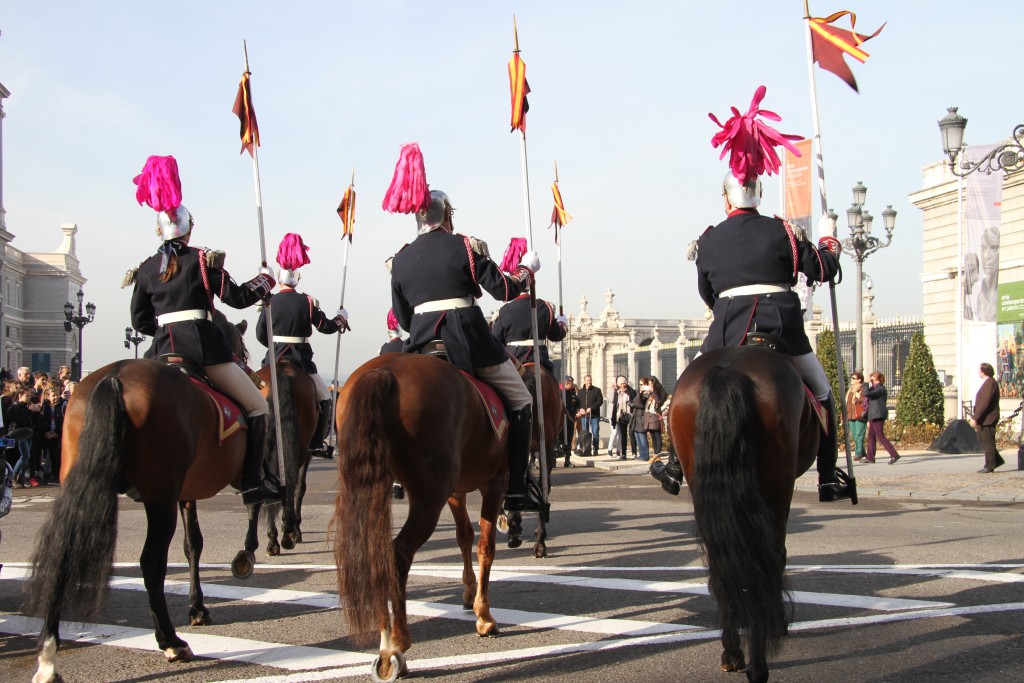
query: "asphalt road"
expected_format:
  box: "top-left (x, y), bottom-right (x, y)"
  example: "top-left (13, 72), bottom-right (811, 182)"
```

top-left (2, 459), bottom-right (1023, 682)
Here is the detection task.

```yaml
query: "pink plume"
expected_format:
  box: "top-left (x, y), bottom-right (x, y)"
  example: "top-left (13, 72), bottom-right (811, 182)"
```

top-left (382, 143), bottom-right (430, 214)
top-left (276, 233), bottom-right (311, 270)
top-left (499, 237), bottom-right (528, 273)
top-left (133, 155), bottom-right (182, 214)
top-left (708, 86), bottom-right (804, 185)
top-left (386, 308), bottom-right (399, 331)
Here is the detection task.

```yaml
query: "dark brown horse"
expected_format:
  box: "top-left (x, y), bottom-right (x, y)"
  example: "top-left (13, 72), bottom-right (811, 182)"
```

top-left (506, 362), bottom-right (566, 558)
top-left (255, 361), bottom-right (318, 555)
top-left (332, 352), bottom-right (512, 682)
top-left (24, 320), bottom-right (268, 682)
top-left (669, 345), bottom-right (817, 683)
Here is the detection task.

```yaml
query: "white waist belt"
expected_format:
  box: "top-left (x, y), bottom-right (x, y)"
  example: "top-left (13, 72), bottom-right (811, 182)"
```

top-left (273, 335), bottom-right (309, 344)
top-left (414, 296), bottom-right (475, 314)
top-left (507, 340), bottom-right (537, 347)
top-left (158, 309), bottom-right (211, 325)
top-left (720, 284), bottom-right (791, 298)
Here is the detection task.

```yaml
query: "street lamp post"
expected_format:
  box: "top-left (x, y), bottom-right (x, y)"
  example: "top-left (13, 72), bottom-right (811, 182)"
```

top-left (839, 182), bottom-right (897, 372)
top-left (124, 327), bottom-right (146, 359)
top-left (64, 289), bottom-right (96, 381)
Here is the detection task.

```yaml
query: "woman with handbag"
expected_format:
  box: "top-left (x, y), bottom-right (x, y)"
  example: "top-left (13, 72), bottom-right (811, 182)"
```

top-left (844, 371), bottom-right (869, 461)
top-left (644, 376), bottom-right (668, 455)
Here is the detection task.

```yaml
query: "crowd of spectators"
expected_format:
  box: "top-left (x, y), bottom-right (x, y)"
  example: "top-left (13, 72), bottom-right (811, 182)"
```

top-left (1, 365), bottom-right (75, 487)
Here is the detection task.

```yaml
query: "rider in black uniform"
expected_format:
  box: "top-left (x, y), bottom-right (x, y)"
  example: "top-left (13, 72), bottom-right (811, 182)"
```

top-left (380, 309), bottom-right (405, 355)
top-left (490, 250), bottom-right (568, 373)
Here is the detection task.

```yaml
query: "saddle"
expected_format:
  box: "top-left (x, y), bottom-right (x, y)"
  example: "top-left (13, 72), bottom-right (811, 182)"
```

top-left (157, 354), bottom-right (247, 441)
top-left (417, 340), bottom-right (509, 438)
top-left (740, 332), bottom-right (827, 432)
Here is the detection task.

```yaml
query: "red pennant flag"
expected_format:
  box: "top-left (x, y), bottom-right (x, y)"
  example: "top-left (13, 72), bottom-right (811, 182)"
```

top-left (337, 185), bottom-right (356, 242)
top-left (508, 52), bottom-right (530, 134)
top-left (232, 70), bottom-right (260, 156)
top-left (809, 10), bottom-right (885, 92)
top-left (550, 180), bottom-right (572, 234)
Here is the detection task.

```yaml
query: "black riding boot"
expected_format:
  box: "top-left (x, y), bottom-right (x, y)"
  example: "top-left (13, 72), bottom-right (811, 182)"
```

top-left (503, 406), bottom-right (542, 513)
top-left (650, 446), bottom-right (682, 496)
top-left (816, 393), bottom-right (850, 502)
top-left (309, 399), bottom-right (334, 458)
top-left (241, 414), bottom-right (280, 506)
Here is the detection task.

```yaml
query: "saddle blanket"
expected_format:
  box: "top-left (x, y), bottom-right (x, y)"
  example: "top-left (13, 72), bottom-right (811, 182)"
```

top-left (805, 386), bottom-right (828, 435)
top-left (191, 378), bottom-right (246, 443)
top-left (460, 371), bottom-right (509, 441)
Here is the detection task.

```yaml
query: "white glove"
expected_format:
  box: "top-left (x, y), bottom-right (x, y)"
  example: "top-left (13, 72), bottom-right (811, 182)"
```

top-left (259, 265), bottom-right (275, 277)
top-left (334, 307), bottom-right (351, 332)
top-left (519, 250), bottom-right (541, 273)
top-left (555, 314), bottom-right (568, 327)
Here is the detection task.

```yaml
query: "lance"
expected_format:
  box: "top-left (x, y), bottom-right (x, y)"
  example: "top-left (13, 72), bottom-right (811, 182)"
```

top-left (803, 0), bottom-right (856, 504)
top-left (239, 41), bottom-right (287, 499)
top-left (553, 162), bottom-right (569, 456)
top-left (328, 169), bottom-right (356, 457)
top-left (511, 17), bottom-right (550, 509)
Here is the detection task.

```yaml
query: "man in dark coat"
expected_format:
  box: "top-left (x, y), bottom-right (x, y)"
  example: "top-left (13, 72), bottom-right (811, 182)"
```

top-left (972, 362), bottom-right (1004, 473)
top-left (491, 293), bottom-right (567, 372)
top-left (380, 309), bottom-right (404, 355)
top-left (390, 190), bottom-right (541, 513)
top-left (575, 375), bottom-right (604, 456)
top-left (561, 376), bottom-right (580, 467)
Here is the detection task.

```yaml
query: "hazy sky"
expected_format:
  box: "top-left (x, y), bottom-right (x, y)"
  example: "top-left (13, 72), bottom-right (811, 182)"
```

top-left (2, 2), bottom-right (1020, 380)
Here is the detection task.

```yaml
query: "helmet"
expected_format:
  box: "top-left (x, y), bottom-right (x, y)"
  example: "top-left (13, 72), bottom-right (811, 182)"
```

top-left (722, 172), bottom-right (761, 209)
top-left (277, 268), bottom-right (300, 286)
top-left (415, 190), bottom-right (452, 233)
top-left (157, 204), bottom-right (193, 241)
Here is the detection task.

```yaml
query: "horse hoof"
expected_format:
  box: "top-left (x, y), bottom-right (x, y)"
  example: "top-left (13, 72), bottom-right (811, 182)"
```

top-left (189, 609), bottom-right (213, 626)
top-left (371, 652), bottom-right (406, 683)
top-left (496, 514), bottom-right (509, 534)
top-left (231, 550), bottom-right (256, 580)
top-left (293, 530), bottom-right (303, 543)
top-left (281, 536), bottom-right (295, 551)
top-left (267, 541), bottom-right (281, 557)
top-left (164, 644), bottom-right (194, 662)
top-left (476, 622), bottom-right (500, 638)
top-left (534, 545), bottom-right (547, 559)
top-left (507, 536), bottom-right (523, 549)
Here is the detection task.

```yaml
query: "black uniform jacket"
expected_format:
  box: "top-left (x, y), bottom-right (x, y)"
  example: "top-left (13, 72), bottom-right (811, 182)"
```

top-left (130, 243), bottom-right (262, 365)
top-left (391, 229), bottom-right (527, 372)
top-left (256, 288), bottom-right (341, 374)
top-left (379, 337), bottom-right (404, 355)
top-left (696, 208), bottom-right (839, 355)
top-left (491, 294), bottom-right (567, 370)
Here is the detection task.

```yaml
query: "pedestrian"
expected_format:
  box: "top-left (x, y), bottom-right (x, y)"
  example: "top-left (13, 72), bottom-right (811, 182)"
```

top-left (631, 378), bottom-right (652, 461)
top-left (8, 389), bottom-right (41, 487)
top-left (576, 375), bottom-right (604, 456)
top-left (694, 86), bottom-right (847, 502)
top-left (971, 362), bottom-right (1004, 473)
top-left (561, 376), bottom-right (580, 466)
top-left (644, 376), bottom-right (668, 455)
top-left (844, 370), bottom-right (868, 461)
top-left (611, 376), bottom-right (637, 460)
top-left (257, 233), bottom-right (350, 459)
top-left (864, 371), bottom-right (900, 465)
top-left (128, 154), bottom-right (279, 507)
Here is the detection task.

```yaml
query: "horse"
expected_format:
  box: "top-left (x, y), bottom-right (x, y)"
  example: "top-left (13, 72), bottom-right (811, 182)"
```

top-left (668, 345), bottom-right (818, 683)
top-left (332, 352), bottom-right (515, 682)
top-left (506, 362), bottom-right (565, 558)
top-left (254, 360), bottom-right (319, 555)
top-left (24, 316), bottom-right (270, 683)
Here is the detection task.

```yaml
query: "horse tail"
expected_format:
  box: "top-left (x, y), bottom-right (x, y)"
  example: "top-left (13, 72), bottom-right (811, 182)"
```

top-left (692, 365), bottom-right (788, 651)
top-left (25, 374), bottom-right (127, 631)
top-left (332, 367), bottom-right (398, 643)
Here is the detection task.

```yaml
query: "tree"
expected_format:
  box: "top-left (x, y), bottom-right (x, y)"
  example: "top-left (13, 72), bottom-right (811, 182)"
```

top-left (895, 331), bottom-right (944, 426)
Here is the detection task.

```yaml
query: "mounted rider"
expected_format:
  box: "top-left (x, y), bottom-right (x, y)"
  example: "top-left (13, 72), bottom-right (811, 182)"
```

top-left (256, 233), bottom-right (349, 458)
top-left (379, 309), bottom-right (404, 355)
top-left (652, 86), bottom-right (849, 503)
top-left (490, 237), bottom-right (568, 374)
top-left (384, 143), bottom-right (542, 513)
top-left (127, 155), bottom-right (279, 507)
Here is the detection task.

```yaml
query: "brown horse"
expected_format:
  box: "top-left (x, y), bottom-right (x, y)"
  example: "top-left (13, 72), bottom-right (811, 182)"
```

top-left (24, 321), bottom-right (269, 683)
top-left (669, 345), bottom-right (817, 683)
top-left (506, 362), bottom-right (566, 558)
top-left (332, 352), bottom-right (513, 682)
top-left (255, 361), bottom-right (319, 555)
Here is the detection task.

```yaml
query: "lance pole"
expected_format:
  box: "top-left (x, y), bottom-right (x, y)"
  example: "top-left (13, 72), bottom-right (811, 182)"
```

top-left (328, 170), bottom-right (355, 457)
top-left (554, 164), bottom-right (569, 459)
top-left (243, 42), bottom-right (287, 498)
top-left (804, 1), bottom-right (856, 504)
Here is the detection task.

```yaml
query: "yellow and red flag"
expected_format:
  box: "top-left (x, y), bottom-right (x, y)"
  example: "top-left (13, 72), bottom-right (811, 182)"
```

top-left (232, 70), bottom-right (260, 156)
top-left (550, 180), bottom-right (572, 234)
top-left (808, 10), bottom-right (885, 92)
top-left (508, 21), bottom-right (530, 134)
top-left (337, 184), bottom-right (356, 243)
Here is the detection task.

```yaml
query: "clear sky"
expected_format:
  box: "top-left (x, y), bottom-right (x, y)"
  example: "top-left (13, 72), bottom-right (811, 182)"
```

top-left (2, 1), bottom-right (1020, 381)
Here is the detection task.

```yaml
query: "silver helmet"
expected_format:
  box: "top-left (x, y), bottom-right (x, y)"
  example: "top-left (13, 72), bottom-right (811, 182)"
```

top-left (157, 204), bottom-right (193, 241)
top-left (277, 268), bottom-right (300, 287)
top-left (722, 172), bottom-right (762, 209)
top-left (415, 190), bottom-right (452, 233)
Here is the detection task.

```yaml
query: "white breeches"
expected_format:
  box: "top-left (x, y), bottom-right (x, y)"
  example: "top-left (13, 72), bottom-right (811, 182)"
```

top-left (475, 359), bottom-right (533, 411)
top-left (204, 362), bottom-right (268, 417)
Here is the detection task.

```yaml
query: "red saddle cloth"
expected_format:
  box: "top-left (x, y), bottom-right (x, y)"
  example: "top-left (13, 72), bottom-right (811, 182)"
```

top-left (805, 386), bottom-right (828, 434)
top-left (459, 371), bottom-right (509, 441)
top-left (191, 379), bottom-right (246, 443)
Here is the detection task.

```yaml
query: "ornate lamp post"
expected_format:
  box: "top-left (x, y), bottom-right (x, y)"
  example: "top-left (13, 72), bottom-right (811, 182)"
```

top-left (63, 289), bottom-right (96, 381)
top-left (124, 327), bottom-right (146, 359)
top-left (839, 182), bottom-right (897, 372)
top-left (938, 107), bottom-right (1024, 177)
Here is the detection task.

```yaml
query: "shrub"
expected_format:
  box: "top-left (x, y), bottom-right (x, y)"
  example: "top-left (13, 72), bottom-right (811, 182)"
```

top-left (895, 331), bottom-right (945, 427)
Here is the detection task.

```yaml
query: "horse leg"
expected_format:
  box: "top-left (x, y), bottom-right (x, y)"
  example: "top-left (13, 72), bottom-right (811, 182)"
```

top-left (178, 501), bottom-right (212, 626)
top-left (532, 444), bottom-right (555, 559)
top-left (506, 511), bottom-right (523, 549)
top-left (231, 501), bottom-right (260, 580)
top-left (141, 501), bottom-right (193, 662)
top-left (265, 502), bottom-right (281, 557)
top-left (745, 622), bottom-right (769, 683)
top-left (388, 497), bottom-right (447, 658)
top-left (720, 622), bottom-right (746, 673)
top-left (472, 486), bottom-right (504, 638)
top-left (291, 450), bottom-right (311, 545)
top-left (447, 493), bottom-right (477, 610)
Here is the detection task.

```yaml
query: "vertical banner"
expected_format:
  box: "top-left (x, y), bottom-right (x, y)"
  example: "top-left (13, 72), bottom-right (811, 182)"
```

top-left (784, 139), bottom-right (813, 233)
top-left (962, 144), bottom-right (1002, 322)
top-left (996, 280), bottom-right (1024, 399)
